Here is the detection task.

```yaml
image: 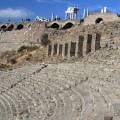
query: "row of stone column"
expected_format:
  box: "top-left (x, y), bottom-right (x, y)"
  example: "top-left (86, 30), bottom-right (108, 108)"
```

top-left (48, 33), bottom-right (101, 58)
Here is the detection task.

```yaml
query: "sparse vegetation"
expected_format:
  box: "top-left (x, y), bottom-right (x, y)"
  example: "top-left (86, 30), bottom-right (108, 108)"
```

top-left (41, 33), bottom-right (50, 46)
top-left (9, 57), bottom-right (17, 64)
top-left (0, 44), bottom-right (47, 70)
top-left (0, 63), bottom-right (11, 70)
top-left (17, 45), bottom-right (39, 53)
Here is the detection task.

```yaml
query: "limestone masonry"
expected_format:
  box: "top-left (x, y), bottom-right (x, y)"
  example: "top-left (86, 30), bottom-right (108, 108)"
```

top-left (0, 10), bottom-right (120, 120)
top-left (0, 15), bottom-right (120, 59)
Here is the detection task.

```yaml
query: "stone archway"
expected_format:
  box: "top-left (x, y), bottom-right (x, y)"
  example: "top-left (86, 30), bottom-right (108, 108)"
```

top-left (62, 22), bottom-right (74, 29)
top-left (95, 18), bottom-right (103, 24)
top-left (7, 24), bottom-right (14, 31)
top-left (1, 25), bottom-right (7, 31)
top-left (50, 23), bottom-right (60, 29)
top-left (16, 24), bottom-right (24, 30)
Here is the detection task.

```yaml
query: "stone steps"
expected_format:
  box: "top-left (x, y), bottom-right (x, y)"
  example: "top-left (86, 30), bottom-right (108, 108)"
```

top-left (0, 63), bottom-right (120, 120)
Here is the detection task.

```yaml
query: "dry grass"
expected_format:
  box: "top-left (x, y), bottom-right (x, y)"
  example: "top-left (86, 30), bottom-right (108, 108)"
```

top-left (17, 45), bottom-right (39, 53)
top-left (0, 63), bottom-right (11, 70)
top-left (0, 45), bottom-right (47, 70)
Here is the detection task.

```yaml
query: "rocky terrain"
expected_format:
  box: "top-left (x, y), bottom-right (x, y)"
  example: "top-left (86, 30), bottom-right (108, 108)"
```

top-left (0, 47), bottom-right (120, 120)
top-left (0, 45), bottom-right (47, 70)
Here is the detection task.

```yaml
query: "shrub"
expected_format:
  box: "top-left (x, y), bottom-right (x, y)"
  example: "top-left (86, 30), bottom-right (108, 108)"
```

top-left (9, 58), bottom-right (17, 64)
top-left (17, 45), bottom-right (39, 53)
top-left (41, 33), bottom-right (50, 46)
top-left (0, 63), bottom-right (11, 70)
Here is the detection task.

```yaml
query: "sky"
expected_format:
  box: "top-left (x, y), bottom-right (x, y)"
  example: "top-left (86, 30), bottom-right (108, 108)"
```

top-left (0, 0), bottom-right (120, 22)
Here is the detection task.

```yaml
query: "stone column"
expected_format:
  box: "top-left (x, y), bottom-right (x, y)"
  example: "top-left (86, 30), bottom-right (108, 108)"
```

top-left (67, 42), bottom-right (71, 58)
top-left (91, 33), bottom-right (96, 52)
top-left (62, 44), bottom-right (65, 58)
top-left (83, 33), bottom-right (88, 56)
top-left (51, 43), bottom-right (54, 56)
top-left (57, 43), bottom-right (59, 56)
top-left (75, 41), bottom-right (79, 57)
top-left (47, 45), bottom-right (51, 56)
top-left (47, 45), bottom-right (49, 56)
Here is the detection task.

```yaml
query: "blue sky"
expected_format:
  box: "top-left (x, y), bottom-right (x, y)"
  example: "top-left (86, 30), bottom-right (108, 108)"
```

top-left (0, 0), bottom-right (120, 22)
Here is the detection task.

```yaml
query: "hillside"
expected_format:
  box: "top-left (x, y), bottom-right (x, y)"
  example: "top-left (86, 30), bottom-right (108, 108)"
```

top-left (0, 46), bottom-right (120, 120)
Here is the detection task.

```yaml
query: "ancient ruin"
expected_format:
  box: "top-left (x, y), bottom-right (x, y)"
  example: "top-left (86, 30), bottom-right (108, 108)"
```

top-left (0, 6), bottom-right (120, 120)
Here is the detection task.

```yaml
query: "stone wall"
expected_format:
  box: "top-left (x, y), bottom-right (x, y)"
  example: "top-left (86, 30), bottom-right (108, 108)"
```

top-left (47, 20), bottom-right (120, 59)
top-left (1, 20), bottom-right (120, 60)
top-left (0, 21), bottom-right (46, 52)
top-left (84, 13), bottom-right (120, 25)
top-left (48, 33), bottom-right (101, 58)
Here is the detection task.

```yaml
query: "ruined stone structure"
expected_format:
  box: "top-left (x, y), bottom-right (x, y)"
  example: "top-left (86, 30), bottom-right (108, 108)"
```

top-left (1, 16), bottom-right (120, 120)
top-left (0, 18), bottom-right (120, 59)
top-left (0, 21), bottom-right (45, 52)
top-left (48, 33), bottom-right (101, 58)
top-left (82, 7), bottom-right (120, 25)
top-left (47, 20), bottom-right (77, 29)
top-left (1, 19), bottom-right (120, 58)
top-left (84, 12), bottom-right (120, 25)
top-left (47, 20), bottom-right (120, 61)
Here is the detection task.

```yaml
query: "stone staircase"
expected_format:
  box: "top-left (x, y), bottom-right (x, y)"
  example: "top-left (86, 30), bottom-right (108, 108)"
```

top-left (0, 61), bottom-right (120, 120)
